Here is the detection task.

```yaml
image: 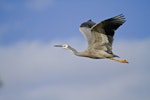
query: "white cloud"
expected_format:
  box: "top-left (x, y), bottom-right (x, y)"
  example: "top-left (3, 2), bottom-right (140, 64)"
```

top-left (0, 39), bottom-right (150, 100)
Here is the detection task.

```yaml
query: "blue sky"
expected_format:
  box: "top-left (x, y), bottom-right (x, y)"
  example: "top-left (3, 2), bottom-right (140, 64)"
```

top-left (0, 0), bottom-right (150, 100)
top-left (0, 0), bottom-right (150, 45)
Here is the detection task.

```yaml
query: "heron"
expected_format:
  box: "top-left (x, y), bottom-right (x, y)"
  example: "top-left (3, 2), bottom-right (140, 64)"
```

top-left (54, 14), bottom-right (128, 63)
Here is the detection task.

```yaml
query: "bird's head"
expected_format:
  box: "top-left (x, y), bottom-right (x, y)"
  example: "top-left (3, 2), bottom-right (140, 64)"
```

top-left (54, 44), bottom-right (78, 54)
top-left (54, 44), bottom-right (70, 49)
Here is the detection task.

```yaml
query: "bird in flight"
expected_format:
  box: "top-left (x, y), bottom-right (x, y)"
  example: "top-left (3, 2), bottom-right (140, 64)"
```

top-left (54, 14), bottom-right (128, 63)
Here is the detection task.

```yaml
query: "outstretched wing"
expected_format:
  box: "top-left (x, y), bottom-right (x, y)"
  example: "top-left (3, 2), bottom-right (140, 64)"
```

top-left (79, 27), bottom-right (93, 46)
top-left (79, 19), bottom-right (96, 46)
top-left (90, 14), bottom-right (126, 50)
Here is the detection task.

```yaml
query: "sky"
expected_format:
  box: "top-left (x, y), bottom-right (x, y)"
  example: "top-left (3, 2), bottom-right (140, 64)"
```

top-left (0, 0), bottom-right (150, 100)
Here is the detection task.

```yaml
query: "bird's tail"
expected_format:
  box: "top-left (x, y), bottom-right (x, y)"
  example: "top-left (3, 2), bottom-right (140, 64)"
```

top-left (113, 54), bottom-right (120, 58)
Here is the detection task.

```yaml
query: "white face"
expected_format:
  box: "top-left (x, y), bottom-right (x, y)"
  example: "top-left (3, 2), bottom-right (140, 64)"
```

top-left (62, 44), bottom-right (69, 49)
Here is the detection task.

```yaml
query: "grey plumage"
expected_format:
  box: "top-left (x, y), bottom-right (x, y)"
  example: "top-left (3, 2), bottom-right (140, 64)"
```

top-left (54, 14), bottom-right (128, 63)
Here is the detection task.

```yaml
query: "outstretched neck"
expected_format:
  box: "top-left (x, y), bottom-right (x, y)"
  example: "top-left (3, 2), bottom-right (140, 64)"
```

top-left (67, 46), bottom-right (78, 54)
top-left (67, 46), bottom-right (88, 57)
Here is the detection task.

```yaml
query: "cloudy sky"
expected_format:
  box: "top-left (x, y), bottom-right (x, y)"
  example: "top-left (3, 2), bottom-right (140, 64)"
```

top-left (0, 0), bottom-right (150, 100)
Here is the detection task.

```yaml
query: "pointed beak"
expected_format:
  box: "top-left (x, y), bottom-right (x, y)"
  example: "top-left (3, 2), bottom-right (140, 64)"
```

top-left (54, 45), bottom-right (63, 47)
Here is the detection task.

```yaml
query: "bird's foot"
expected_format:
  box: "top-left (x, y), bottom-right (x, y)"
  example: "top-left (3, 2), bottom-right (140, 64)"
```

top-left (117, 59), bottom-right (129, 63)
top-left (110, 58), bottom-right (129, 64)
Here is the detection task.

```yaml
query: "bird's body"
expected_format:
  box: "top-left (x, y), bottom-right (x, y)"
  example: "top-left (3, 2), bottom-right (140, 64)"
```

top-left (55, 14), bottom-right (128, 63)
